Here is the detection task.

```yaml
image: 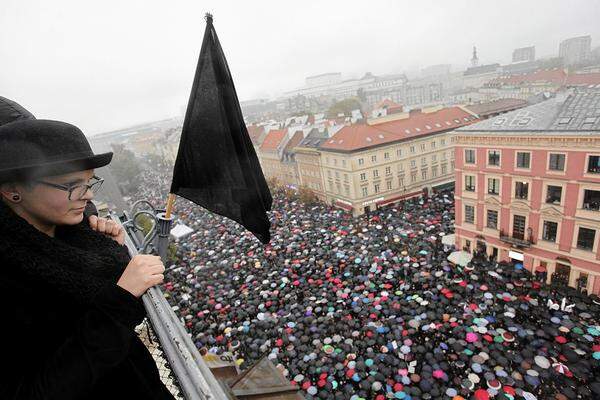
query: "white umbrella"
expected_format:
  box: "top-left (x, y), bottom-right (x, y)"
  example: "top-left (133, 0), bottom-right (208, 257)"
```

top-left (447, 250), bottom-right (473, 267)
top-left (441, 233), bottom-right (455, 246)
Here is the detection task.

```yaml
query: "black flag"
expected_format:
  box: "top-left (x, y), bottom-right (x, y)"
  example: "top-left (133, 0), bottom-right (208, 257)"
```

top-left (170, 14), bottom-right (272, 244)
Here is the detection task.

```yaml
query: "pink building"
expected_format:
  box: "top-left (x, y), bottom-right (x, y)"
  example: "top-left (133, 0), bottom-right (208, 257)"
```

top-left (454, 90), bottom-right (600, 294)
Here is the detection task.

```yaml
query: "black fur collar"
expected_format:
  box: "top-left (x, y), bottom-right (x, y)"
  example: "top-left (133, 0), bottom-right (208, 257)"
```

top-left (0, 200), bottom-right (131, 304)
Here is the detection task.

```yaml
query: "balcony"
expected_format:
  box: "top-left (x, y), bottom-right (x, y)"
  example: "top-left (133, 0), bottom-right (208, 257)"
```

top-left (499, 229), bottom-right (534, 248)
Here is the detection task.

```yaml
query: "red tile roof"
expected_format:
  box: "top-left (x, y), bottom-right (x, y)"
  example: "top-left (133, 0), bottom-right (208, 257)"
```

top-left (259, 128), bottom-right (287, 152)
top-left (321, 107), bottom-right (478, 152)
top-left (283, 130), bottom-right (305, 153)
top-left (486, 69), bottom-right (567, 87)
top-left (247, 124), bottom-right (265, 144)
top-left (565, 73), bottom-right (600, 86)
top-left (374, 99), bottom-right (402, 110)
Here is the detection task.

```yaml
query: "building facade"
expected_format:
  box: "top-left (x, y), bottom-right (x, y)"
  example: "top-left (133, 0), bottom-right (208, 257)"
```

top-left (318, 106), bottom-right (479, 215)
top-left (454, 90), bottom-right (600, 294)
top-left (559, 35), bottom-right (592, 66)
top-left (512, 46), bottom-right (536, 63)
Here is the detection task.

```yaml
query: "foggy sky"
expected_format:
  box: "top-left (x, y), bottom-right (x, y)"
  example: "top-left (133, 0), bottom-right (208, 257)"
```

top-left (1, 0), bottom-right (599, 135)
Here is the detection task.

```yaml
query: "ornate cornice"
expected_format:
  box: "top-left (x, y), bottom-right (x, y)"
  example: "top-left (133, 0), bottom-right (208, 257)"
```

top-left (456, 135), bottom-right (600, 148)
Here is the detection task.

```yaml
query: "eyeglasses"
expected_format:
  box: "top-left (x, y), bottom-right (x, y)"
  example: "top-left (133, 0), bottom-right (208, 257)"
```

top-left (35, 175), bottom-right (105, 201)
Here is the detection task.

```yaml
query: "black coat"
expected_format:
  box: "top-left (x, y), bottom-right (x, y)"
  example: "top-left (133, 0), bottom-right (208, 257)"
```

top-left (0, 200), bottom-right (176, 400)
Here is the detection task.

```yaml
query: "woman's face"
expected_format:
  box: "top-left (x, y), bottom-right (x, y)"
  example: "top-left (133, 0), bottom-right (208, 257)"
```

top-left (17, 169), bottom-right (96, 227)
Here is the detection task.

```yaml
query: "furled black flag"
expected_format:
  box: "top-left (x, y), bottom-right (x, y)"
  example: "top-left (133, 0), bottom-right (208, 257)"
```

top-left (170, 14), bottom-right (272, 244)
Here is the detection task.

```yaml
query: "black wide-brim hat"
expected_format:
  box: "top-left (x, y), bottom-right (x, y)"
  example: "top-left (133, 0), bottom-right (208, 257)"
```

top-left (0, 119), bottom-right (112, 182)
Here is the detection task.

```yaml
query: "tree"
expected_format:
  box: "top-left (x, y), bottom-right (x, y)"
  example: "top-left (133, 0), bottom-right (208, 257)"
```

top-left (108, 143), bottom-right (142, 195)
top-left (298, 186), bottom-right (319, 205)
top-left (327, 98), bottom-right (362, 119)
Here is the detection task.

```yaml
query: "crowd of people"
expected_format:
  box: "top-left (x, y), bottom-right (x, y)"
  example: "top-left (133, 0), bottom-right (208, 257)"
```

top-left (122, 159), bottom-right (600, 400)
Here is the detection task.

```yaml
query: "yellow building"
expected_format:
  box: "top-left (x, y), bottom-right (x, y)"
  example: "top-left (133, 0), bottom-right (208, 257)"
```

top-left (318, 107), bottom-right (480, 215)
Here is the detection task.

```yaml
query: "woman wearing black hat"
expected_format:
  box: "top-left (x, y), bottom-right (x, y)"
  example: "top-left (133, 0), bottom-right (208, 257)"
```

top-left (0, 119), bottom-right (174, 399)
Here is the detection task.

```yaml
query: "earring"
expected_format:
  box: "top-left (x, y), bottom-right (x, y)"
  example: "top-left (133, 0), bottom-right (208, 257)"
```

top-left (12, 194), bottom-right (20, 201)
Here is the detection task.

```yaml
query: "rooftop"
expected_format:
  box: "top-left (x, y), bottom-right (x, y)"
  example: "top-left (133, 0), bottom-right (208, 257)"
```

top-left (457, 89), bottom-right (600, 133)
top-left (259, 128), bottom-right (287, 152)
top-left (463, 98), bottom-right (528, 117)
top-left (321, 107), bottom-right (478, 152)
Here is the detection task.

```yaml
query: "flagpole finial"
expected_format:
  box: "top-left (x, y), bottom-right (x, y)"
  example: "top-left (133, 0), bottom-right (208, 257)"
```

top-left (205, 13), bottom-right (213, 24)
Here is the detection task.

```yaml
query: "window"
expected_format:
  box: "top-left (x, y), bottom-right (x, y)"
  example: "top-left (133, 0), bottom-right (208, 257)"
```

top-left (344, 174), bottom-right (349, 182)
top-left (441, 139), bottom-right (446, 146)
top-left (336, 183), bottom-right (341, 193)
top-left (327, 170), bottom-right (332, 178)
top-left (542, 221), bottom-right (558, 242)
top-left (385, 166), bottom-right (391, 175)
top-left (362, 187), bottom-right (368, 197)
top-left (374, 184), bottom-right (380, 193)
top-left (333, 159), bottom-right (337, 166)
top-left (371, 155), bottom-right (377, 162)
top-left (384, 152), bottom-right (390, 159)
top-left (399, 176), bottom-right (404, 187)
top-left (431, 154), bottom-right (437, 162)
top-left (516, 152), bottom-right (530, 169)
top-left (577, 227), bottom-right (596, 251)
top-left (335, 171), bottom-right (339, 179)
top-left (421, 157), bottom-right (426, 166)
top-left (386, 181), bottom-right (392, 190)
top-left (421, 169), bottom-right (427, 180)
top-left (549, 153), bottom-right (565, 171)
top-left (464, 205), bottom-right (475, 224)
top-left (360, 173), bottom-right (366, 181)
top-left (441, 152), bottom-right (447, 160)
top-left (411, 160), bottom-right (416, 168)
top-left (465, 149), bottom-right (476, 164)
top-left (410, 146), bottom-right (415, 153)
top-left (420, 143), bottom-right (426, 151)
top-left (344, 185), bottom-right (350, 195)
top-left (465, 175), bottom-right (476, 191)
top-left (441, 165), bottom-right (447, 174)
top-left (373, 169), bottom-right (379, 178)
top-left (358, 158), bottom-right (364, 165)
top-left (588, 155), bottom-right (600, 174)
top-left (488, 150), bottom-right (501, 166)
top-left (512, 215), bottom-right (526, 240)
top-left (488, 178), bottom-right (500, 195)
top-left (486, 210), bottom-right (498, 229)
top-left (583, 189), bottom-right (600, 211)
top-left (546, 185), bottom-right (562, 204)
top-left (411, 172), bottom-right (417, 183)
top-left (515, 181), bottom-right (529, 200)
top-left (431, 141), bottom-right (436, 149)
top-left (342, 159), bottom-right (346, 167)
top-left (397, 149), bottom-right (402, 157)
top-left (432, 166), bottom-right (438, 177)
top-left (399, 163), bottom-right (404, 171)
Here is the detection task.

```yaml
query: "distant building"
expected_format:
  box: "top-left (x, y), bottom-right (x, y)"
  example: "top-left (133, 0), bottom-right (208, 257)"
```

top-left (463, 63), bottom-right (502, 89)
top-left (481, 68), bottom-right (567, 101)
top-left (454, 89), bottom-right (600, 294)
top-left (306, 72), bottom-right (342, 87)
top-left (512, 46), bottom-right (536, 63)
top-left (559, 35), bottom-right (592, 66)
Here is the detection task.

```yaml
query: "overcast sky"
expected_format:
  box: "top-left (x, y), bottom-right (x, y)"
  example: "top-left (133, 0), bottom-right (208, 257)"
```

top-left (1, 0), bottom-right (599, 135)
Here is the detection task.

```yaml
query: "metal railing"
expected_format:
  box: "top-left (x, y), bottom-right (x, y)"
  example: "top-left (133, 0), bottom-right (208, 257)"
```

top-left (110, 202), bottom-right (231, 400)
